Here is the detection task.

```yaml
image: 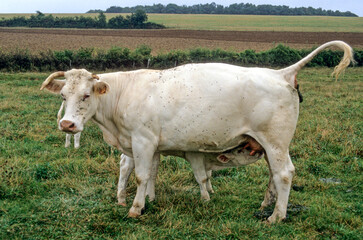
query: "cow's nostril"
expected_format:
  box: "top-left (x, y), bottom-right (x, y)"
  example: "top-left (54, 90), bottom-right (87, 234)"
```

top-left (60, 120), bottom-right (77, 132)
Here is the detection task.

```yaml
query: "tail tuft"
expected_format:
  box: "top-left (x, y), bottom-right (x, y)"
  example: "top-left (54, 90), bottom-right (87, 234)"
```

top-left (281, 41), bottom-right (355, 85)
top-left (331, 46), bottom-right (356, 80)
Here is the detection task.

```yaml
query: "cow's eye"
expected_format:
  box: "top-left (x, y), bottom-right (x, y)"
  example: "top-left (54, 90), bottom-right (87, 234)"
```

top-left (82, 94), bottom-right (90, 101)
top-left (61, 93), bottom-right (66, 101)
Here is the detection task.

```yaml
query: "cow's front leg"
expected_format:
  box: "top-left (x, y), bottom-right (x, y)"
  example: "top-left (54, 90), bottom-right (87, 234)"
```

top-left (185, 153), bottom-right (210, 201)
top-left (128, 136), bottom-right (157, 218)
top-left (265, 148), bottom-right (295, 223)
top-left (117, 154), bottom-right (134, 206)
top-left (65, 134), bottom-right (71, 148)
top-left (146, 154), bottom-right (160, 202)
top-left (74, 132), bottom-right (81, 149)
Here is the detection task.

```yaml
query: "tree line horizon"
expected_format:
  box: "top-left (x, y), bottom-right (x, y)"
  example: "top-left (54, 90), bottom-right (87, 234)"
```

top-left (87, 2), bottom-right (358, 17)
top-left (0, 10), bottom-right (165, 29)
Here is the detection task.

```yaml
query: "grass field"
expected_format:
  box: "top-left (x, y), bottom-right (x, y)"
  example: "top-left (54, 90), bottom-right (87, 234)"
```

top-left (148, 14), bottom-right (363, 32)
top-left (1, 13), bottom-right (362, 32)
top-left (0, 67), bottom-right (362, 239)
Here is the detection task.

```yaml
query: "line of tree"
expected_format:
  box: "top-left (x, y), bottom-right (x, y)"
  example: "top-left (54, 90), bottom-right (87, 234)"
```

top-left (88, 2), bottom-right (358, 17)
top-left (0, 10), bottom-right (165, 29)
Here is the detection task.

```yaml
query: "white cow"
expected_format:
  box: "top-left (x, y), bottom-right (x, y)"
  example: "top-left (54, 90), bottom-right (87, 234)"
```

top-left (57, 101), bottom-right (81, 148)
top-left (41, 41), bottom-right (354, 223)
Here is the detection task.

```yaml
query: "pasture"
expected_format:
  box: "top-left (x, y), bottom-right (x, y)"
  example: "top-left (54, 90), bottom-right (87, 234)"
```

top-left (1, 13), bottom-right (363, 32)
top-left (0, 67), bottom-right (362, 239)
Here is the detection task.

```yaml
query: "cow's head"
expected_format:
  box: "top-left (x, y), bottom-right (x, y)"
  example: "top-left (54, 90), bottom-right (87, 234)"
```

top-left (41, 69), bottom-right (109, 133)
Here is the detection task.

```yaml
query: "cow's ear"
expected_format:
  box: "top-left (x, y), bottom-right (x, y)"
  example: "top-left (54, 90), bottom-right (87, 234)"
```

top-left (94, 81), bottom-right (110, 95)
top-left (43, 79), bottom-right (66, 94)
top-left (217, 154), bottom-right (231, 163)
top-left (40, 71), bottom-right (65, 93)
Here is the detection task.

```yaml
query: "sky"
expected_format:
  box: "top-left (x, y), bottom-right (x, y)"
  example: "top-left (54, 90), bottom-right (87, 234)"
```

top-left (0, 0), bottom-right (362, 17)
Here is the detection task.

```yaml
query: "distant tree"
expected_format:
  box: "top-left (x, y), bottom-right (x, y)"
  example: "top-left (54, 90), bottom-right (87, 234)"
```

top-left (108, 15), bottom-right (128, 28)
top-left (87, 9), bottom-right (103, 13)
top-left (36, 11), bottom-right (45, 17)
top-left (165, 4), bottom-right (180, 14)
top-left (106, 6), bottom-right (123, 13)
top-left (129, 9), bottom-right (148, 28)
top-left (94, 3), bottom-right (357, 17)
top-left (96, 12), bottom-right (107, 28)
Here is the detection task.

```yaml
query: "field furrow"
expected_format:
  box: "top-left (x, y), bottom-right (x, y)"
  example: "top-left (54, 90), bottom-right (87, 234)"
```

top-left (1, 28), bottom-right (362, 54)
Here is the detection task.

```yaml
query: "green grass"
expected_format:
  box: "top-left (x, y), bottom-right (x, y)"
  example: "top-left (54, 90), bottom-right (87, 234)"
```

top-left (1, 13), bottom-right (362, 32)
top-left (0, 67), bottom-right (362, 239)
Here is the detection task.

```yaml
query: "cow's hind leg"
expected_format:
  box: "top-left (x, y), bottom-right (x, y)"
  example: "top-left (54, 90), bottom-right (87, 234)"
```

top-left (146, 154), bottom-right (160, 202)
top-left (185, 153), bottom-right (210, 201)
top-left (117, 154), bottom-right (159, 206)
top-left (260, 156), bottom-right (277, 210)
top-left (264, 146), bottom-right (295, 223)
top-left (117, 154), bottom-right (134, 206)
top-left (206, 170), bottom-right (214, 194)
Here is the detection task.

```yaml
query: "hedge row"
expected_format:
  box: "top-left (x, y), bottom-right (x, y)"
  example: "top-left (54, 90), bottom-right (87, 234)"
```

top-left (0, 44), bottom-right (361, 72)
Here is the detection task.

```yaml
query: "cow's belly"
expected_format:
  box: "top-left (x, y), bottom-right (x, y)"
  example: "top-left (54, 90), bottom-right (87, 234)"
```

top-left (154, 93), bottom-right (267, 152)
top-left (157, 113), bottom-right (251, 152)
top-left (150, 76), bottom-right (278, 152)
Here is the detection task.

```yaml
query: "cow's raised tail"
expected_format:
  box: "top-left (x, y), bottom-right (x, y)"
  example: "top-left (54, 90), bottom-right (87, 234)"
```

top-left (281, 40), bottom-right (355, 86)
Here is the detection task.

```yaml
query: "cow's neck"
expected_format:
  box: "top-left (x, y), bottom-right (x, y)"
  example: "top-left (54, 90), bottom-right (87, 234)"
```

top-left (91, 75), bottom-right (132, 151)
top-left (92, 79), bottom-right (125, 131)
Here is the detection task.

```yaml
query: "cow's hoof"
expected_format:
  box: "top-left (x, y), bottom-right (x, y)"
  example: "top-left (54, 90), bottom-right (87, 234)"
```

top-left (117, 191), bottom-right (126, 205)
top-left (260, 203), bottom-right (267, 211)
top-left (201, 194), bottom-right (210, 201)
top-left (260, 200), bottom-right (273, 210)
top-left (128, 211), bottom-right (139, 218)
top-left (128, 207), bottom-right (141, 218)
top-left (117, 202), bottom-right (127, 207)
top-left (129, 212), bottom-right (140, 218)
top-left (146, 192), bottom-right (156, 202)
top-left (207, 188), bottom-right (214, 194)
top-left (267, 214), bottom-right (285, 224)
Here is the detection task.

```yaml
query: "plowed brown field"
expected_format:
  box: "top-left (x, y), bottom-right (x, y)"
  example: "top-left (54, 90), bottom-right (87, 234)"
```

top-left (1, 28), bottom-right (362, 54)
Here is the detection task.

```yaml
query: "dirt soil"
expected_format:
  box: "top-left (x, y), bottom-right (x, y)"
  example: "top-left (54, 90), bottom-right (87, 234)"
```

top-left (1, 28), bottom-right (362, 54)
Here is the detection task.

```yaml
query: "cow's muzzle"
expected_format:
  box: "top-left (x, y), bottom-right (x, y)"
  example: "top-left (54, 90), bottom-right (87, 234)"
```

top-left (60, 120), bottom-right (78, 133)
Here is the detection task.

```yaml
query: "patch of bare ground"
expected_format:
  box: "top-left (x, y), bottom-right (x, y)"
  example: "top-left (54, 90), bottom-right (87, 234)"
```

top-left (0, 28), bottom-right (362, 54)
